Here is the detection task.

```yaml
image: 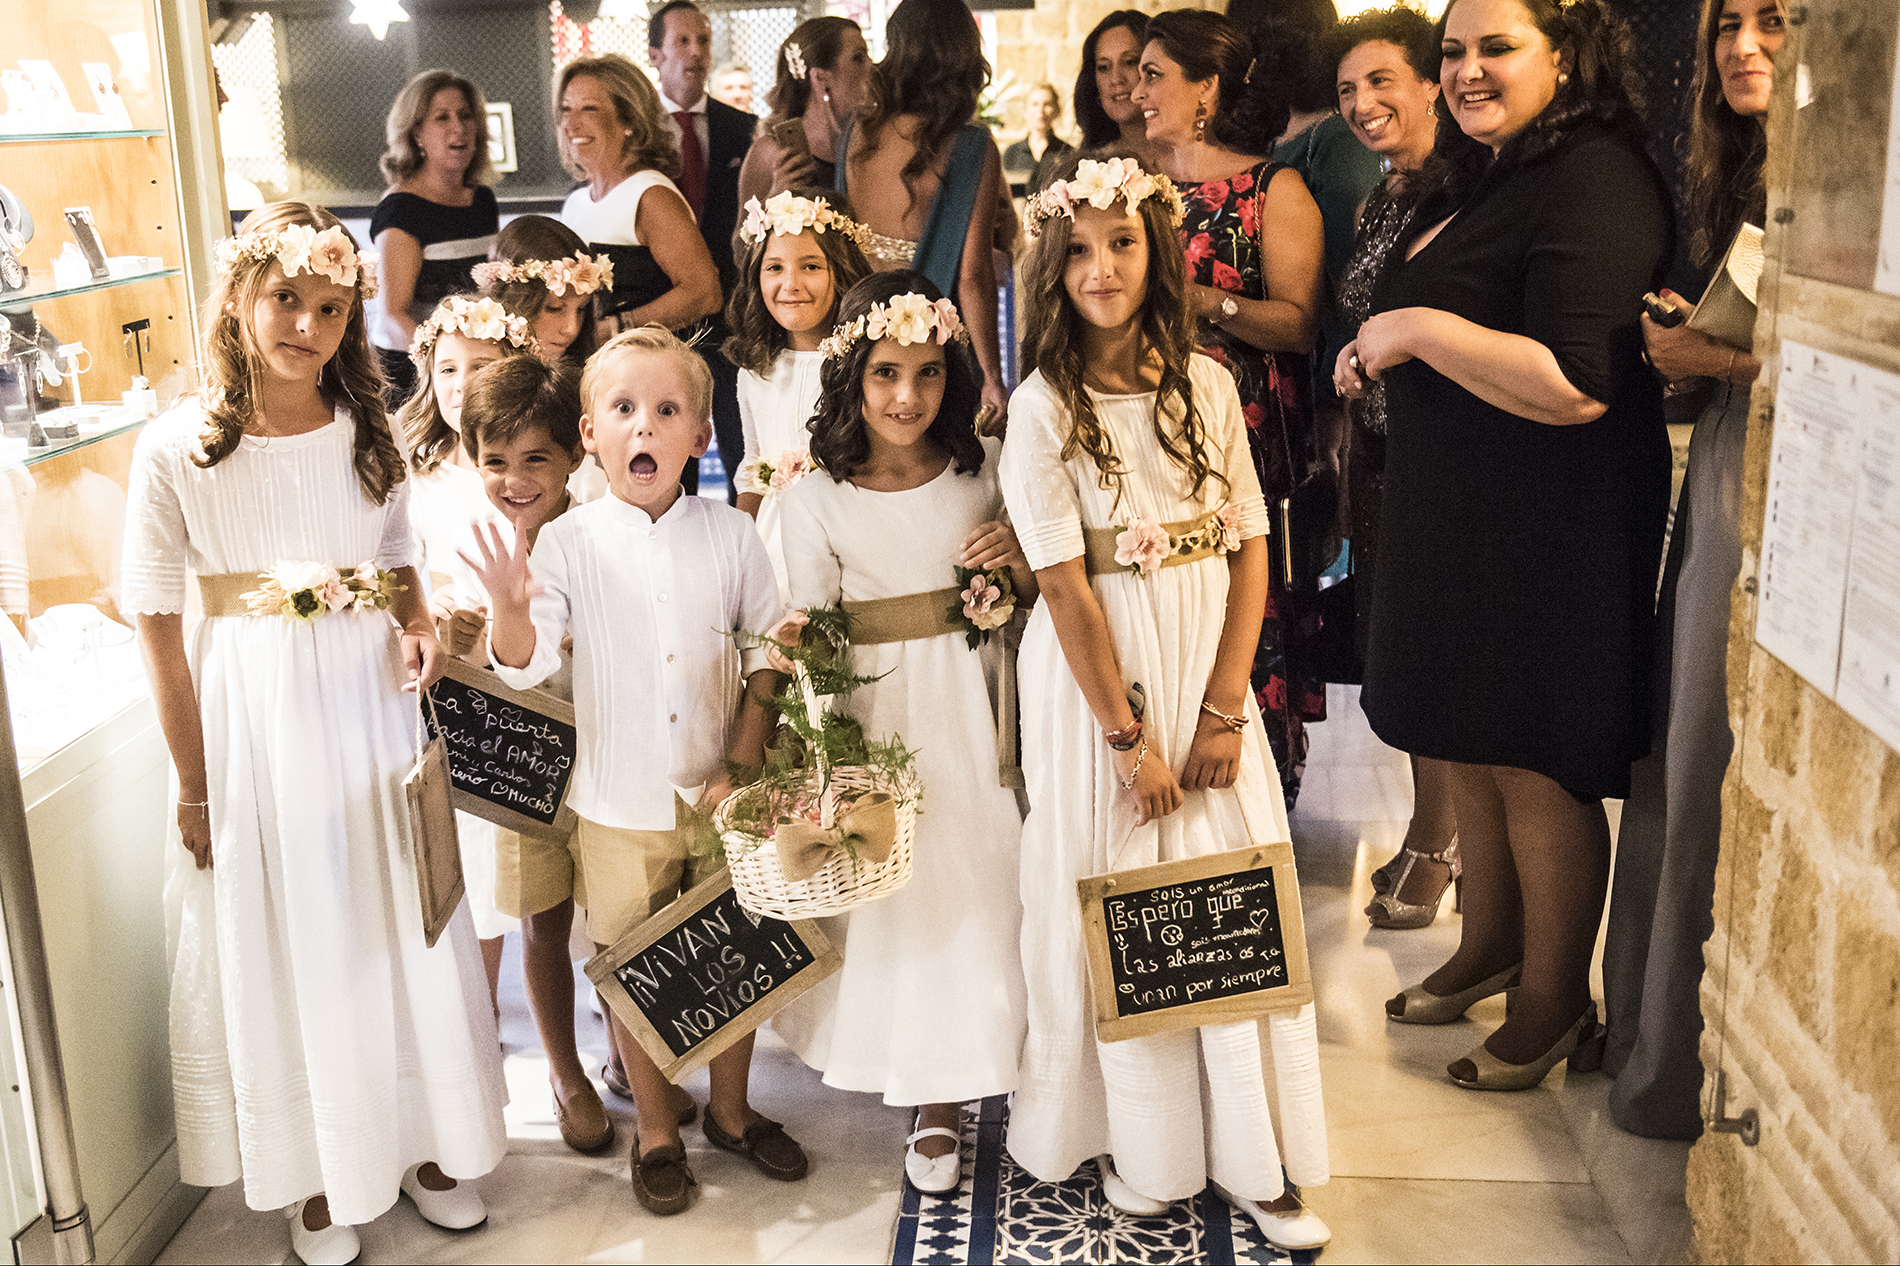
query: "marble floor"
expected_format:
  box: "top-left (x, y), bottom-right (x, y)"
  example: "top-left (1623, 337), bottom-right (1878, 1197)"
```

top-left (155, 685), bottom-right (1694, 1265)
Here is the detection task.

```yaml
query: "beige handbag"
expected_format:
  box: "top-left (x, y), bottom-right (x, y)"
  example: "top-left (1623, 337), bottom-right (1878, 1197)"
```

top-left (404, 695), bottom-right (464, 948)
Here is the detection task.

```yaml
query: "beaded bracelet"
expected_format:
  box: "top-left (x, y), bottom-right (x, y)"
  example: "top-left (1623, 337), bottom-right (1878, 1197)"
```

top-left (1199, 700), bottom-right (1247, 732)
top-left (1117, 738), bottom-right (1148, 790)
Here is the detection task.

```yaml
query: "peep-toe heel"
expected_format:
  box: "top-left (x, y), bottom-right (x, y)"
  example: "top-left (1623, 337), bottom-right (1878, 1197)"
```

top-left (1386, 961), bottom-right (1522, 1025)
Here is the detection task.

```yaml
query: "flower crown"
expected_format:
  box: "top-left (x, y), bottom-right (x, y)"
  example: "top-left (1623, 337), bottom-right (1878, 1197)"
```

top-left (740, 191), bottom-right (873, 250)
top-left (784, 41), bottom-right (807, 79)
top-left (817, 293), bottom-right (968, 359)
top-left (471, 252), bottom-right (615, 297)
top-left (409, 295), bottom-right (536, 365)
top-left (215, 223), bottom-right (378, 298)
top-left (1023, 157), bottom-right (1186, 239)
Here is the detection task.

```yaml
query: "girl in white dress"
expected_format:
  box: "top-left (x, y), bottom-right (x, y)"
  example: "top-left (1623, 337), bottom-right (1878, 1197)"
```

top-left (723, 189), bottom-right (872, 595)
top-left (774, 272), bottom-right (1032, 1193)
top-left (122, 203), bottom-right (506, 1266)
top-left (398, 293), bottom-right (539, 1004)
top-left (998, 158), bottom-right (1330, 1249)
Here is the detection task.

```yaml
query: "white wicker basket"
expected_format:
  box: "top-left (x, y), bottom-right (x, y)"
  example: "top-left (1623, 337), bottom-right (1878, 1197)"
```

top-left (715, 763), bottom-right (919, 919)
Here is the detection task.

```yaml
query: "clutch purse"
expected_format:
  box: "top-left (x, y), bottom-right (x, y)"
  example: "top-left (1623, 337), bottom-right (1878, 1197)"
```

top-left (1685, 222), bottom-right (1763, 352)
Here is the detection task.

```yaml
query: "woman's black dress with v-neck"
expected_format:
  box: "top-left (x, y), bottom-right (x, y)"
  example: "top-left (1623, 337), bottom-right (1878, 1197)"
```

top-left (1363, 123), bottom-right (1673, 800)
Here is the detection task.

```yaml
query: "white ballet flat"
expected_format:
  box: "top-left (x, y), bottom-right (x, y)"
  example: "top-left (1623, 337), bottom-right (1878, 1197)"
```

top-left (905, 1127), bottom-right (962, 1193)
top-left (1214, 1182), bottom-right (1332, 1250)
top-left (400, 1163), bottom-right (488, 1230)
top-left (285, 1198), bottom-right (361, 1265)
top-left (1097, 1156), bottom-right (1173, 1216)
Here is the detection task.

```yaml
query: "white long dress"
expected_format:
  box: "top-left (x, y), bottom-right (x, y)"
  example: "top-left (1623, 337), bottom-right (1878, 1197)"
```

top-left (735, 348), bottom-right (824, 598)
top-left (771, 440), bottom-right (1027, 1105)
top-left (121, 404), bottom-right (508, 1224)
top-left (408, 461), bottom-right (513, 940)
top-left (997, 357), bottom-right (1329, 1203)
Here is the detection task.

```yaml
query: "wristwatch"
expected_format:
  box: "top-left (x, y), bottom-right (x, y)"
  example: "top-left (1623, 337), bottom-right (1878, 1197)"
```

top-left (1216, 294), bottom-right (1239, 322)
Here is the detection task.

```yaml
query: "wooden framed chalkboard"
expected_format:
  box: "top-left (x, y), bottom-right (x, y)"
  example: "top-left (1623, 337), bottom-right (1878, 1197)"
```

top-left (425, 658), bottom-right (579, 842)
top-left (1078, 844), bottom-right (1312, 1043)
top-left (585, 868), bottom-right (840, 1082)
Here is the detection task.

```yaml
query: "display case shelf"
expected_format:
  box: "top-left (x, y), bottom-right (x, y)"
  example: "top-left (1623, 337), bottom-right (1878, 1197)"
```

top-left (7, 415), bottom-right (148, 469)
top-left (0, 128), bottom-right (166, 144)
top-left (3, 267), bottom-right (181, 308)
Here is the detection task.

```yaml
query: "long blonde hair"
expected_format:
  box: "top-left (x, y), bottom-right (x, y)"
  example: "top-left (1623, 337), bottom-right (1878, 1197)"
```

top-left (195, 202), bottom-right (406, 505)
top-left (555, 55), bottom-right (681, 183)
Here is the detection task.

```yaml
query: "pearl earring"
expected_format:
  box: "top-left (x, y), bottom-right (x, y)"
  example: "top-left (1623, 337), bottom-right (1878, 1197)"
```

top-left (1558, 71), bottom-right (1569, 84)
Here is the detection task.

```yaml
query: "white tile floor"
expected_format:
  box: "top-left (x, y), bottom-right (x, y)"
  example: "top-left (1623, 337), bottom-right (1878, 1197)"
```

top-left (156, 685), bottom-right (1693, 1264)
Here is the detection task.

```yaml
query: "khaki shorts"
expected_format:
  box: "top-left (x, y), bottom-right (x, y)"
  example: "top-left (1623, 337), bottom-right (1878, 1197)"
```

top-left (494, 796), bottom-right (701, 946)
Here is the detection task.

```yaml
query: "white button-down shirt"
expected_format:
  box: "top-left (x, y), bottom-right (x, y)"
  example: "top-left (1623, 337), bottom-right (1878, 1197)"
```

top-left (490, 491), bottom-right (780, 830)
top-left (658, 90), bottom-right (710, 167)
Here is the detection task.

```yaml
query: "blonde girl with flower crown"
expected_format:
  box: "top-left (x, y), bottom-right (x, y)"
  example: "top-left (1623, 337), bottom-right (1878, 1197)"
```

top-left (998, 156), bottom-right (1331, 1251)
top-left (772, 270), bottom-right (1033, 1194)
top-left (398, 292), bottom-right (540, 1006)
top-left (721, 187), bottom-right (871, 596)
top-left (121, 203), bottom-right (506, 1266)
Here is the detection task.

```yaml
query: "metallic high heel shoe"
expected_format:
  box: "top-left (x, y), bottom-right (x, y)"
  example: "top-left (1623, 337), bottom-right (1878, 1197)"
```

top-left (1449, 1003), bottom-right (1601, 1091)
top-left (1386, 961), bottom-right (1522, 1025)
top-left (1366, 838), bottom-right (1461, 929)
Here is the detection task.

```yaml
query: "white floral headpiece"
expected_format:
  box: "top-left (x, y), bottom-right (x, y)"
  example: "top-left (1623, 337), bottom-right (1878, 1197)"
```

top-left (740, 191), bottom-right (873, 250)
top-left (215, 223), bottom-right (378, 298)
top-left (817, 293), bottom-right (968, 360)
top-left (471, 252), bottom-right (615, 297)
top-left (1023, 157), bottom-right (1185, 239)
top-left (409, 295), bottom-right (537, 365)
top-left (784, 41), bottom-right (807, 79)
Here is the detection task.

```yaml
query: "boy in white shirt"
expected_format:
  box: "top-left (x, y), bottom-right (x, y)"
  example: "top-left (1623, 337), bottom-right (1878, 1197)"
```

top-left (466, 326), bottom-right (804, 1215)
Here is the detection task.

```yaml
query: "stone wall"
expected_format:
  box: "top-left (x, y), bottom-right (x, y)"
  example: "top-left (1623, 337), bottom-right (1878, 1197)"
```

top-left (988, 0), bottom-right (1223, 140)
top-left (1688, 8), bottom-right (1900, 1262)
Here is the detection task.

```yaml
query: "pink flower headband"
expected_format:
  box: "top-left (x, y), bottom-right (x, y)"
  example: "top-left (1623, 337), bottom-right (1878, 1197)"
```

top-left (817, 293), bottom-right (968, 360)
top-left (471, 252), bottom-right (615, 297)
top-left (215, 223), bottom-right (378, 297)
top-left (1023, 157), bottom-right (1186, 239)
top-left (409, 295), bottom-right (537, 365)
top-left (740, 191), bottom-right (873, 250)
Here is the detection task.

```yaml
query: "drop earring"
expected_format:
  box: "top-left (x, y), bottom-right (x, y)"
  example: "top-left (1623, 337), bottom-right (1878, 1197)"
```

top-left (1194, 99), bottom-right (1208, 143)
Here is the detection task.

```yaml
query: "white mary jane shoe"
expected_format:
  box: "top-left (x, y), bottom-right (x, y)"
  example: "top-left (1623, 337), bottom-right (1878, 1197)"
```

top-left (1097, 1156), bottom-right (1173, 1217)
top-left (400, 1163), bottom-right (488, 1230)
top-left (285, 1198), bottom-right (361, 1266)
top-left (1215, 1182), bottom-right (1332, 1250)
top-left (904, 1127), bottom-right (962, 1194)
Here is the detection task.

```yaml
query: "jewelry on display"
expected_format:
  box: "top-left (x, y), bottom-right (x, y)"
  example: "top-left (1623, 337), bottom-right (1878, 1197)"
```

top-left (1118, 739), bottom-right (1148, 790)
top-left (1104, 718), bottom-right (1142, 751)
top-left (1199, 700), bottom-right (1247, 732)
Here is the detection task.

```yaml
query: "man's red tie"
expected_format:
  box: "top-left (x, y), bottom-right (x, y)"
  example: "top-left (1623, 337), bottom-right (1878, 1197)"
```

top-left (674, 111), bottom-right (707, 220)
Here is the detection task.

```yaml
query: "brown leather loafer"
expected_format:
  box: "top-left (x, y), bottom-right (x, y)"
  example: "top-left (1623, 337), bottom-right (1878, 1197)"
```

top-left (703, 1110), bottom-right (808, 1181)
top-left (631, 1138), bottom-right (697, 1215)
top-left (553, 1078), bottom-right (614, 1154)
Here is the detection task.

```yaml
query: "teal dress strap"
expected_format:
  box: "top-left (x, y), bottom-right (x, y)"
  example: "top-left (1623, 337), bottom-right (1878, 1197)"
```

top-left (913, 124), bottom-right (989, 302)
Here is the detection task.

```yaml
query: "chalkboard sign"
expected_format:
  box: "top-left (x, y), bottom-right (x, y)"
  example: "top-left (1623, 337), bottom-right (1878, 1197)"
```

top-left (1078, 844), bottom-right (1312, 1042)
top-left (585, 868), bottom-right (840, 1081)
top-left (425, 658), bottom-right (579, 841)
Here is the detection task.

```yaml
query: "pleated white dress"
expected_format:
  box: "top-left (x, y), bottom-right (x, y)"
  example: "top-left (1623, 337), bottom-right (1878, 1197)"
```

top-left (122, 405), bottom-right (508, 1225)
top-left (409, 460), bottom-right (513, 940)
top-left (997, 357), bottom-right (1329, 1203)
top-left (771, 440), bottom-right (1027, 1105)
top-left (736, 348), bottom-right (825, 598)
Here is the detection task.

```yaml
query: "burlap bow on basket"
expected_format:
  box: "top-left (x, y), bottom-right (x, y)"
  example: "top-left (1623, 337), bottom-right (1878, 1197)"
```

top-left (772, 792), bottom-right (898, 881)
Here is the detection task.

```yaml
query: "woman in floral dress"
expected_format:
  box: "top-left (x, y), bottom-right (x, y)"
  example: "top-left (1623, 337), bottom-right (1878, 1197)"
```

top-left (1134, 10), bottom-right (1326, 802)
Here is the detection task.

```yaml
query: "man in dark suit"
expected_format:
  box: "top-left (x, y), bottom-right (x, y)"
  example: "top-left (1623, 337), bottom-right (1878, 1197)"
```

top-left (651, 0), bottom-right (754, 503)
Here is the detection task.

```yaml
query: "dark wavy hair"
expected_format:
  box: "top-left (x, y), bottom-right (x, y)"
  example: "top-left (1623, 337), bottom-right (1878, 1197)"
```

top-left (1231, 0), bottom-right (1342, 116)
top-left (1326, 5), bottom-right (1441, 87)
top-left (809, 271), bottom-right (984, 482)
top-left (481, 215), bottom-right (598, 367)
top-left (195, 202), bottom-right (405, 505)
top-left (460, 354), bottom-right (583, 462)
top-left (1075, 10), bottom-right (1149, 148)
top-left (723, 187), bottom-right (873, 376)
top-left (1145, 10), bottom-right (1292, 156)
top-left (859, 0), bottom-right (989, 214)
top-left (767, 16), bottom-right (863, 122)
top-left (1683, 0), bottom-right (1775, 267)
top-left (1409, 0), bottom-right (1648, 226)
top-left (1018, 149), bottom-right (1222, 509)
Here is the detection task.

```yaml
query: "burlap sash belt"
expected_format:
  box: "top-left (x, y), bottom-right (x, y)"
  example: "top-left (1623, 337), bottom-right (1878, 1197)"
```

top-left (842, 586), bottom-right (1024, 790)
top-left (1082, 511), bottom-right (1221, 576)
top-left (198, 569), bottom-right (364, 617)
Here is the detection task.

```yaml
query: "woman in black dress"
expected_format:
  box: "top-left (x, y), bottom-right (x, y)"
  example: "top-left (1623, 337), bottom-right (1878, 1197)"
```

top-left (1335, 0), bottom-right (1671, 1090)
top-left (371, 70), bottom-right (500, 404)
